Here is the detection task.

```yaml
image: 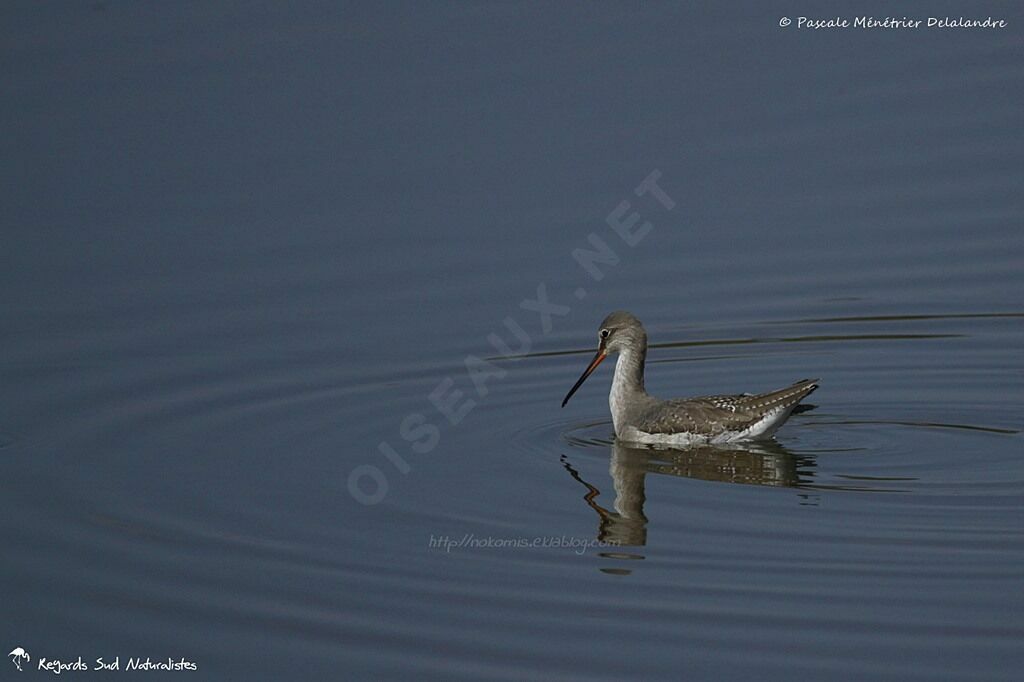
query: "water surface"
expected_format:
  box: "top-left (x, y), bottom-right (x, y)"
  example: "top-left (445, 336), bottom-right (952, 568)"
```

top-left (2, 3), bottom-right (1023, 680)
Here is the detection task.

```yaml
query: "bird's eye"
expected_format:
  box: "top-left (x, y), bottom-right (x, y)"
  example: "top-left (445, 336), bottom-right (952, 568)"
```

top-left (600, 329), bottom-right (610, 339)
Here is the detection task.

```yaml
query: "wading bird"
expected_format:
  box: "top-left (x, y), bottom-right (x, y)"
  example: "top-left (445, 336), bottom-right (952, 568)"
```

top-left (562, 311), bottom-right (818, 445)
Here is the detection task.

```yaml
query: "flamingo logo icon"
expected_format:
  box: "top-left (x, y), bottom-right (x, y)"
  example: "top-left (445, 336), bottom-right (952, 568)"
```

top-left (8, 647), bottom-right (30, 671)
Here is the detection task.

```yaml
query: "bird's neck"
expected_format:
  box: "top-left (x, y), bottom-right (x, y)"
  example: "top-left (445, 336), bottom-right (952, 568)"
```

top-left (613, 346), bottom-right (646, 392)
top-left (609, 346), bottom-right (647, 434)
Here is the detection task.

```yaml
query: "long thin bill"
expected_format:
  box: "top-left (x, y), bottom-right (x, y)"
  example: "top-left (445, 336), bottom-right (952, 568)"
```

top-left (561, 350), bottom-right (607, 407)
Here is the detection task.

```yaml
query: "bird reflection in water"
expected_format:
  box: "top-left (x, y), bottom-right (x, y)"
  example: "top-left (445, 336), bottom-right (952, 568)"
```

top-left (561, 439), bottom-right (817, 571)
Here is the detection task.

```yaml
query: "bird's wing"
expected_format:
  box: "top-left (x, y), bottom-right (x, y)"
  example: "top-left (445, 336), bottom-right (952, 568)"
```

top-left (634, 379), bottom-right (819, 436)
top-left (703, 379), bottom-right (819, 414)
top-left (633, 397), bottom-right (759, 436)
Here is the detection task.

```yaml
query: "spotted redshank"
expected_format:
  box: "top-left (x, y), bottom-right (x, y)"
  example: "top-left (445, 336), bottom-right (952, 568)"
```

top-left (561, 311), bottom-right (818, 445)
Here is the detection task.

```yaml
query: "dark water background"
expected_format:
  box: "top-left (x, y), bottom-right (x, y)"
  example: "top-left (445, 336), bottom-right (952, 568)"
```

top-left (2, 3), bottom-right (1023, 680)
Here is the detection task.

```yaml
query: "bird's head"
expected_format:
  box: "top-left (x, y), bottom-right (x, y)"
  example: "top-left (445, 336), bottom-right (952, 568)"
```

top-left (561, 311), bottom-right (646, 407)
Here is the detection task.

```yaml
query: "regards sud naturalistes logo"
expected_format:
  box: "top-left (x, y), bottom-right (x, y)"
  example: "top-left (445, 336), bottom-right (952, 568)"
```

top-left (9, 648), bottom-right (198, 674)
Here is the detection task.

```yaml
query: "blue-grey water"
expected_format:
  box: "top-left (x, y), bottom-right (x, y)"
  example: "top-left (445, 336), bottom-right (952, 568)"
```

top-left (2, 3), bottom-right (1023, 680)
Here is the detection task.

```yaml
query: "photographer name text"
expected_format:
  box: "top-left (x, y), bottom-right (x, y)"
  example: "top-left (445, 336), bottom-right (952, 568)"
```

top-left (782, 16), bottom-right (1007, 30)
